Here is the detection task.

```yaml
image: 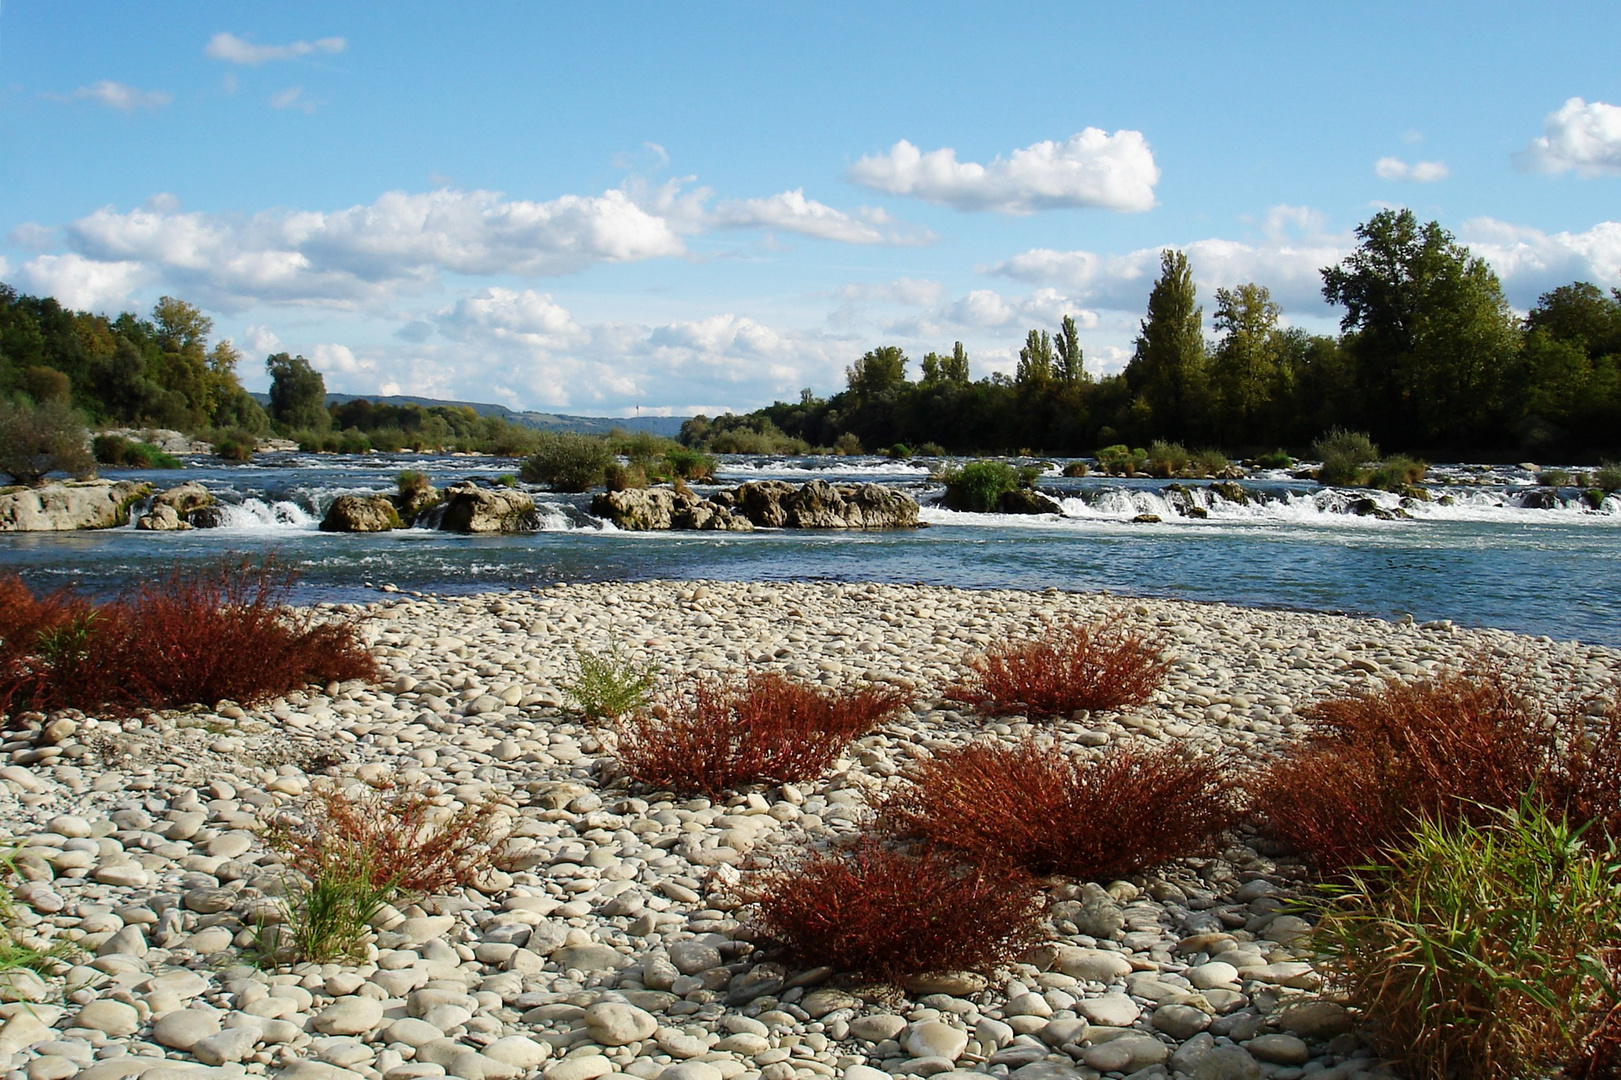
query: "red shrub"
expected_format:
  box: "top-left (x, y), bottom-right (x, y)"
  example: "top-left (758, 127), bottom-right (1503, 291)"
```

top-left (614, 671), bottom-right (912, 796)
top-left (881, 738), bottom-right (1241, 881)
top-left (1252, 669), bottom-right (1552, 872)
top-left (1546, 698), bottom-right (1621, 845)
top-left (948, 615), bottom-right (1168, 719)
top-left (746, 837), bottom-right (1044, 985)
top-left (267, 778), bottom-right (509, 896)
top-left (0, 559), bottom-right (378, 720)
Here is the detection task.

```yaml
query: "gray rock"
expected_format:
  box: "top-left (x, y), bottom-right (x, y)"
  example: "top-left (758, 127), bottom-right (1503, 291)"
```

top-left (554, 944), bottom-right (627, 972)
top-left (582, 1001), bottom-right (657, 1046)
top-left (192, 1025), bottom-right (261, 1066)
top-left (1244, 1034), bottom-right (1309, 1066)
top-left (320, 495), bottom-right (401, 533)
top-left (903, 1021), bottom-right (968, 1062)
top-left (1075, 993), bottom-right (1139, 1027)
top-left (0, 481), bottom-right (151, 532)
top-left (1150, 1003), bottom-right (1210, 1040)
top-left (1191, 1045), bottom-right (1262, 1080)
top-left (668, 940), bottom-right (723, 975)
top-left (312, 997), bottom-right (384, 1036)
top-left (72, 1000), bottom-right (140, 1036)
top-left (1279, 1000), bottom-right (1352, 1039)
top-left (1081, 1034), bottom-right (1168, 1072)
top-left (152, 1009), bottom-right (220, 1050)
top-left (435, 482), bottom-right (538, 533)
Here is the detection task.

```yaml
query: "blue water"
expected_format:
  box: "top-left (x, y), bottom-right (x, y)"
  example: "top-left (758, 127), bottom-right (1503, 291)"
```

top-left (2, 453), bottom-right (1618, 645)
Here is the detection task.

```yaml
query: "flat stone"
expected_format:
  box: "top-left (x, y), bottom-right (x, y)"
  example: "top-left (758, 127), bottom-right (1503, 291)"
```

top-left (483, 1035), bottom-right (551, 1070)
top-left (1075, 994), bottom-right (1139, 1027)
top-left (1187, 962), bottom-right (1239, 989)
top-left (1054, 947), bottom-right (1132, 982)
top-left (583, 1001), bottom-right (658, 1046)
top-left (1244, 1033), bottom-right (1309, 1066)
top-left (801, 988), bottom-right (862, 1019)
top-left (74, 1000), bottom-right (140, 1036)
top-left (1279, 1001), bottom-right (1352, 1039)
top-left (312, 997), bottom-right (385, 1036)
top-left (849, 1015), bottom-right (906, 1042)
top-left (543, 1055), bottom-right (614, 1080)
top-left (659, 1064), bottom-right (723, 1080)
top-left (903, 1021), bottom-right (968, 1062)
top-left (152, 1008), bottom-right (221, 1049)
top-left (1192, 1045), bottom-right (1262, 1080)
top-left (192, 1025), bottom-right (261, 1066)
top-left (1081, 1034), bottom-right (1168, 1073)
top-left (553, 944), bottom-right (627, 972)
top-left (1150, 1003), bottom-right (1210, 1040)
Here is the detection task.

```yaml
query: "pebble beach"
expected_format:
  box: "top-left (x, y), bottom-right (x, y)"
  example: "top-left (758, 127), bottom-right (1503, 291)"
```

top-left (1, 581), bottom-right (1617, 1080)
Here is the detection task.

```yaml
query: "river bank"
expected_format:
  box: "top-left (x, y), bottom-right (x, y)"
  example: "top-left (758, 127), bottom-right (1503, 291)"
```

top-left (0, 581), bottom-right (1616, 1080)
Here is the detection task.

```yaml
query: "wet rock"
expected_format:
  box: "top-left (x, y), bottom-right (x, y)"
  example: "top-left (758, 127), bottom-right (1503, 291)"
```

top-left (320, 494), bottom-right (402, 532)
top-left (435, 481), bottom-right (538, 532)
top-left (0, 480), bottom-right (152, 532)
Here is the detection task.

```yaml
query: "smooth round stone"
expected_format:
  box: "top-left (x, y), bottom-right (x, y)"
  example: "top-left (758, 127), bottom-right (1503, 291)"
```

top-left (192, 1026), bottom-right (261, 1067)
top-left (543, 1054), bottom-right (614, 1080)
top-left (385, 1018), bottom-right (444, 1048)
top-left (47, 816), bottom-right (92, 839)
top-left (659, 1064), bottom-right (722, 1080)
top-left (656, 1029), bottom-right (708, 1058)
top-left (1187, 962), bottom-right (1240, 989)
top-left (1151, 1003), bottom-right (1211, 1040)
top-left (903, 1021), bottom-right (968, 1062)
top-left (1075, 994), bottom-right (1139, 1027)
top-left (312, 996), bottom-right (385, 1036)
top-left (1279, 1001), bottom-right (1352, 1039)
top-left (667, 940), bottom-right (722, 975)
top-left (1081, 1034), bottom-right (1168, 1073)
top-left (849, 1014), bottom-right (906, 1042)
top-left (483, 1036), bottom-right (551, 1069)
top-left (1054, 947), bottom-right (1131, 982)
top-left (152, 1009), bottom-right (221, 1050)
top-left (583, 1001), bottom-right (658, 1046)
top-left (844, 1068), bottom-right (890, 1080)
top-left (206, 832), bottom-right (255, 859)
top-left (91, 864), bottom-right (149, 888)
top-left (26, 1055), bottom-right (78, 1080)
top-left (1005, 992), bottom-right (1052, 1018)
top-left (714, 1033), bottom-right (770, 1055)
top-left (1245, 1034), bottom-right (1310, 1066)
top-left (74, 1000), bottom-right (140, 1036)
top-left (1192, 1046), bottom-right (1263, 1080)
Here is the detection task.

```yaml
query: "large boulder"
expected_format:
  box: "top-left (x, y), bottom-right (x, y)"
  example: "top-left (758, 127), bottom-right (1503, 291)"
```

top-left (320, 495), bottom-right (402, 533)
top-left (731, 479), bottom-right (919, 529)
top-left (0, 480), bottom-right (152, 532)
top-left (152, 481), bottom-right (216, 515)
top-left (436, 482), bottom-right (537, 533)
top-left (998, 488), bottom-right (1062, 515)
top-left (135, 504), bottom-right (190, 531)
top-left (591, 487), bottom-right (752, 531)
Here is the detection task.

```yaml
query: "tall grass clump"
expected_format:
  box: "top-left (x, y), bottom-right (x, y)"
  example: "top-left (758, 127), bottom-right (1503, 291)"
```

top-left (1094, 444), bottom-right (1147, 476)
top-left (1366, 454), bottom-right (1429, 492)
top-left (563, 641), bottom-right (658, 720)
top-left (1146, 440), bottom-right (1191, 478)
top-left (747, 838), bottom-right (1044, 986)
top-left (662, 446), bottom-right (717, 483)
top-left (1595, 462), bottom-right (1621, 494)
top-left (1313, 802), bottom-right (1621, 1080)
top-left (948, 615), bottom-right (1168, 720)
top-left (939, 460), bottom-right (1021, 512)
top-left (614, 672), bottom-right (912, 796)
top-left (520, 432), bottom-right (614, 492)
top-left (0, 559), bottom-right (378, 719)
top-left (262, 777), bottom-right (510, 963)
top-left (881, 739), bottom-right (1241, 882)
top-left (0, 843), bottom-right (70, 973)
top-left (1312, 428), bottom-right (1380, 486)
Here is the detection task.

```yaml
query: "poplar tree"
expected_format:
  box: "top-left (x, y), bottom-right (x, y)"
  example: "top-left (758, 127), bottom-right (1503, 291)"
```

top-left (1128, 249), bottom-right (1206, 435)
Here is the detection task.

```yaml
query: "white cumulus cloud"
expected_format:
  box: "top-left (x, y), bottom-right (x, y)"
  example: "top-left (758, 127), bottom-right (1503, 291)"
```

top-left (847, 130), bottom-right (1160, 214)
top-left (834, 278), bottom-right (945, 307)
top-left (1518, 97), bottom-right (1621, 177)
top-left (204, 32), bottom-right (347, 65)
top-left (46, 80), bottom-right (172, 112)
top-left (711, 190), bottom-right (932, 245)
top-left (1375, 157), bottom-right (1450, 182)
top-left (54, 187), bottom-right (687, 310)
top-left (1461, 217), bottom-right (1621, 304)
top-left (17, 253), bottom-right (150, 311)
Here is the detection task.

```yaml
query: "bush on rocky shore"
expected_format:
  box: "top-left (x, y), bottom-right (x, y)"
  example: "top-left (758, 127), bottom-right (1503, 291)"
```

top-left (881, 739), bottom-right (1242, 882)
top-left (748, 837), bottom-right (1044, 987)
top-left (0, 559), bottom-right (378, 718)
top-left (948, 614), bottom-right (1169, 719)
top-left (613, 672), bottom-right (911, 796)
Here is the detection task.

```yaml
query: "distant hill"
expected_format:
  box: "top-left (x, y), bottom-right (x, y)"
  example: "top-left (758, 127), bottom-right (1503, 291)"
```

top-left (249, 392), bottom-right (690, 437)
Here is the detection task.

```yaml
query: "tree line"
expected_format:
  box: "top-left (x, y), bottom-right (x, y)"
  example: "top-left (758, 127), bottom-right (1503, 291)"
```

top-left (681, 209), bottom-right (1621, 460)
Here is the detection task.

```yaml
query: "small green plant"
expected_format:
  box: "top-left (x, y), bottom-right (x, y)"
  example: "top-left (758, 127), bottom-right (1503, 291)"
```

top-left (1094, 444), bottom-right (1146, 476)
top-left (1147, 440), bottom-right (1191, 477)
top-left (940, 460), bottom-right (1020, 512)
top-left (887, 444), bottom-right (911, 459)
top-left (92, 434), bottom-right (183, 469)
top-left (0, 842), bottom-right (70, 973)
top-left (1539, 468), bottom-right (1574, 488)
top-left (1253, 449), bottom-right (1294, 469)
top-left (1314, 802), bottom-right (1621, 1080)
top-left (495, 473), bottom-right (518, 488)
top-left (1367, 455), bottom-right (1428, 492)
top-left (397, 470), bottom-right (432, 499)
top-left (831, 432), bottom-right (863, 456)
top-left (211, 429), bottom-right (258, 462)
top-left (1313, 428), bottom-right (1380, 486)
top-left (267, 856), bottom-right (395, 965)
top-left (520, 432), bottom-right (615, 491)
top-left (917, 442), bottom-right (946, 457)
top-left (1595, 463), bottom-right (1621, 494)
top-left (564, 641), bottom-right (658, 720)
top-left (1191, 448), bottom-right (1230, 476)
top-left (1062, 461), bottom-right (1090, 477)
top-left (662, 447), bottom-right (716, 482)
top-left (604, 462), bottom-right (649, 491)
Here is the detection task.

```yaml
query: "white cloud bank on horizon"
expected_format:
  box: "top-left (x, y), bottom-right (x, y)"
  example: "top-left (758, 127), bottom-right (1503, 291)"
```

top-left (711, 190), bottom-right (933, 245)
top-left (1374, 156), bottom-right (1449, 182)
top-left (44, 81), bottom-right (172, 112)
top-left (204, 32), bottom-right (347, 66)
top-left (1518, 97), bottom-right (1621, 177)
top-left (847, 130), bottom-right (1160, 214)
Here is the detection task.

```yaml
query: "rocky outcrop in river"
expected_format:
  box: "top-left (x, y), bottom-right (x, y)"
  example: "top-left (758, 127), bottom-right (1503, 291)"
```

top-left (320, 495), bottom-right (404, 533)
top-left (134, 482), bottom-right (218, 531)
top-left (0, 480), bottom-right (151, 532)
top-left (431, 481), bottom-right (538, 533)
top-left (593, 479), bottom-right (919, 531)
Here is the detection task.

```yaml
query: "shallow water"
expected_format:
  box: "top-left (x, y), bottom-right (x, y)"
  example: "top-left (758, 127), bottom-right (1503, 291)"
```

top-left (2, 452), bottom-right (1618, 645)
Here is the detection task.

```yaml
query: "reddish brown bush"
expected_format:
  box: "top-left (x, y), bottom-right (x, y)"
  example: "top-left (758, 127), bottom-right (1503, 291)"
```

top-left (881, 738), bottom-right (1242, 881)
top-left (747, 837), bottom-right (1044, 985)
top-left (1547, 698), bottom-right (1621, 845)
top-left (267, 778), bottom-right (509, 895)
top-left (948, 615), bottom-right (1168, 719)
top-left (0, 559), bottom-right (378, 720)
top-left (614, 671), bottom-right (912, 796)
top-left (1252, 669), bottom-right (1553, 872)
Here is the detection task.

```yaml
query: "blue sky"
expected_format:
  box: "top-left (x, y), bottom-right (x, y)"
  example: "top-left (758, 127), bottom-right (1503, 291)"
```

top-left (2, 1), bottom-right (1618, 415)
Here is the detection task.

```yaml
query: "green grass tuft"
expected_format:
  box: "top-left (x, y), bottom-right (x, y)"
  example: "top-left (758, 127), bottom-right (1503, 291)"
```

top-left (564, 641), bottom-right (658, 720)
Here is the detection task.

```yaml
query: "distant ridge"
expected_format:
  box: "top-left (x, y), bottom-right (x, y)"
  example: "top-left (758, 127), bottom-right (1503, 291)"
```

top-left (249, 392), bottom-right (690, 438)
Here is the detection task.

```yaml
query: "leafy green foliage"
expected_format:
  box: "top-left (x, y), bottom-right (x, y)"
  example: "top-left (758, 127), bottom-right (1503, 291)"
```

top-left (940, 460), bottom-right (1020, 512)
top-left (564, 642), bottom-right (658, 720)
top-left (1596, 463), bottom-right (1621, 493)
top-left (266, 352), bottom-right (329, 432)
top-left (92, 434), bottom-right (181, 469)
top-left (520, 432), bottom-right (614, 491)
top-left (1313, 428), bottom-right (1380, 486)
top-left (1314, 803), bottom-right (1621, 1080)
top-left (1252, 449), bottom-right (1294, 468)
top-left (0, 398), bottom-right (95, 486)
top-left (1366, 454), bottom-right (1428, 492)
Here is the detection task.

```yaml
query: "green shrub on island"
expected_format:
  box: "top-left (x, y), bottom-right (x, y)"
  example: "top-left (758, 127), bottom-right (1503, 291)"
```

top-left (941, 460), bottom-right (1020, 512)
top-left (520, 432), bottom-right (615, 491)
top-left (1538, 468), bottom-right (1573, 487)
top-left (92, 434), bottom-right (181, 470)
top-left (603, 461), bottom-right (648, 492)
top-left (662, 446), bottom-right (716, 482)
top-left (1062, 460), bottom-right (1090, 477)
top-left (1313, 428), bottom-right (1381, 486)
top-left (886, 444), bottom-right (911, 459)
top-left (1252, 449), bottom-right (1294, 469)
top-left (1146, 440), bottom-right (1191, 478)
top-left (1595, 462), bottom-right (1621, 493)
top-left (210, 428), bottom-right (258, 462)
top-left (917, 442), bottom-right (946, 457)
top-left (1313, 802), bottom-right (1621, 1080)
top-left (1366, 454), bottom-right (1429, 493)
top-left (1191, 447), bottom-right (1231, 476)
top-left (0, 399), bottom-right (95, 487)
top-left (1094, 443), bottom-right (1147, 476)
top-left (831, 432), bottom-right (863, 456)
